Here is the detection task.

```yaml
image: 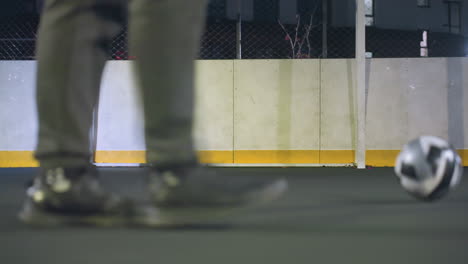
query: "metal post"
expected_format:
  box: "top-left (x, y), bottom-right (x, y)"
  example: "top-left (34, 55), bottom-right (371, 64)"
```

top-left (448, 2), bottom-right (452, 34)
top-left (322, 0), bottom-right (328, 58)
top-left (90, 106), bottom-right (99, 164)
top-left (236, 0), bottom-right (242, 59)
top-left (355, 0), bottom-right (366, 169)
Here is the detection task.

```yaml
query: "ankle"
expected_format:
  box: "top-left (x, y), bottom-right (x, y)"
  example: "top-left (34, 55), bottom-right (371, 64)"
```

top-left (39, 166), bottom-right (96, 181)
top-left (151, 160), bottom-right (199, 173)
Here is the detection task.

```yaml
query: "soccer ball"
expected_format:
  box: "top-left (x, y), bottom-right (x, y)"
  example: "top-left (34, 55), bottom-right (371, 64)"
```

top-left (394, 136), bottom-right (463, 201)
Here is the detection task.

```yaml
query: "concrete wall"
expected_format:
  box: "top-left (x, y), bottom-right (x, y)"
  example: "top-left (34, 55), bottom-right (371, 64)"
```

top-left (330, 0), bottom-right (356, 28)
top-left (234, 60), bottom-right (321, 163)
top-left (1, 58), bottom-right (467, 167)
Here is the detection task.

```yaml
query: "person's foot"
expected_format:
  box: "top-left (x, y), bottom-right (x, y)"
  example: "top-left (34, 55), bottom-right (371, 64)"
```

top-left (18, 166), bottom-right (133, 227)
top-left (141, 165), bottom-right (287, 226)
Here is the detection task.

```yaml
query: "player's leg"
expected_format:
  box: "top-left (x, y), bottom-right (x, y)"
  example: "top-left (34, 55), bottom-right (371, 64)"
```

top-left (129, 0), bottom-right (287, 211)
top-left (35, 0), bottom-right (126, 168)
top-left (19, 0), bottom-right (130, 226)
top-left (129, 0), bottom-right (206, 167)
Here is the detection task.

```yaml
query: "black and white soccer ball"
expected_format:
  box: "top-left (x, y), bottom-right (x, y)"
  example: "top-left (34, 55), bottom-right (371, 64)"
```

top-left (395, 136), bottom-right (463, 201)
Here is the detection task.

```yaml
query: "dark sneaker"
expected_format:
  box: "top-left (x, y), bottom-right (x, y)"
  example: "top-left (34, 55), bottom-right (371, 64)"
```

top-left (143, 165), bottom-right (287, 225)
top-left (149, 166), bottom-right (287, 208)
top-left (18, 166), bottom-right (133, 227)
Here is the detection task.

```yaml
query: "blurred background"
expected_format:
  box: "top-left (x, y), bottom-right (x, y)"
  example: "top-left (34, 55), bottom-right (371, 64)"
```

top-left (0, 3), bottom-right (467, 263)
top-left (0, 0), bottom-right (466, 60)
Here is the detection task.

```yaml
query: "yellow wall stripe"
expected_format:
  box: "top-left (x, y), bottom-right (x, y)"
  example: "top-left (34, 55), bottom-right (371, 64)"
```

top-left (198, 151), bottom-right (233, 164)
top-left (366, 150), bottom-right (401, 167)
top-left (234, 150), bottom-right (320, 164)
top-left (1, 150), bottom-right (467, 167)
top-left (95, 151), bottom-right (146, 164)
top-left (457, 150), bottom-right (468, 166)
top-left (94, 150), bottom-right (234, 164)
top-left (320, 150), bottom-right (355, 164)
top-left (0, 151), bottom-right (39, 168)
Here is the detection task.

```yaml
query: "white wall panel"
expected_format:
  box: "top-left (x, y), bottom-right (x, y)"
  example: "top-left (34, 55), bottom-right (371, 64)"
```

top-left (96, 61), bottom-right (145, 151)
top-left (0, 61), bottom-right (37, 150)
top-left (234, 60), bottom-right (320, 151)
top-left (1, 58), bottom-right (467, 156)
top-left (320, 59), bottom-right (355, 150)
top-left (194, 60), bottom-right (234, 151)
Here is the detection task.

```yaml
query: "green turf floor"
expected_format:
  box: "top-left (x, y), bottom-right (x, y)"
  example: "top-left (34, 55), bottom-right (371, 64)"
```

top-left (0, 167), bottom-right (467, 264)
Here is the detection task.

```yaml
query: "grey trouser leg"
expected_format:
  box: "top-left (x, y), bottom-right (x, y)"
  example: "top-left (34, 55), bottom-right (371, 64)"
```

top-left (35, 0), bottom-right (208, 168)
top-left (129, 0), bottom-right (207, 167)
top-left (35, 0), bottom-right (126, 168)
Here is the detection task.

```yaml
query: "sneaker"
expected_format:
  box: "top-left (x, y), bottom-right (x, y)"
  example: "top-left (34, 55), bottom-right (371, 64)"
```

top-left (141, 165), bottom-right (287, 225)
top-left (18, 166), bottom-right (133, 227)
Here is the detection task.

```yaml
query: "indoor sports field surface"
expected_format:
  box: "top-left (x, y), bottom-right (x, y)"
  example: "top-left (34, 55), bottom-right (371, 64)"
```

top-left (0, 167), bottom-right (467, 264)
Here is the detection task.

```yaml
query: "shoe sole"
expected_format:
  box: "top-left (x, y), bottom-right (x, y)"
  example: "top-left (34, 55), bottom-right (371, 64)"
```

top-left (19, 179), bottom-right (288, 228)
top-left (134, 179), bottom-right (289, 228)
top-left (18, 200), bottom-right (127, 227)
top-left (18, 202), bottom-right (238, 228)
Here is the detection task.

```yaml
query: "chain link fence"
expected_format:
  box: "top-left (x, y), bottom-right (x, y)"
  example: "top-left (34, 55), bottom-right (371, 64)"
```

top-left (200, 21), bottom-right (237, 59)
top-left (109, 29), bottom-right (129, 60)
top-left (0, 0), bottom-right (466, 60)
top-left (0, 1), bottom-right (38, 60)
top-left (200, 0), bottom-right (238, 59)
